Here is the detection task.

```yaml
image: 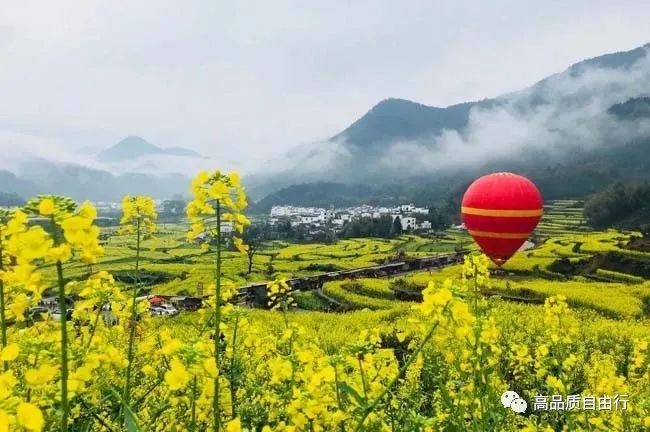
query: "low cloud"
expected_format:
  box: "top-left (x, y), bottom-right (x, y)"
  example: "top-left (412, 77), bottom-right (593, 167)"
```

top-left (0, 129), bottom-right (99, 172)
top-left (256, 48), bottom-right (650, 185)
top-left (255, 138), bottom-right (352, 177)
top-left (3, 44), bottom-right (650, 197)
top-left (0, 130), bottom-right (246, 180)
top-left (376, 49), bottom-right (650, 174)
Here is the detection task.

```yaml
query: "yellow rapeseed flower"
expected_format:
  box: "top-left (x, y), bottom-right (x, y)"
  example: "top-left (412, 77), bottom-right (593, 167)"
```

top-left (0, 344), bottom-right (18, 362)
top-left (226, 418), bottom-right (242, 432)
top-left (208, 180), bottom-right (229, 200)
top-left (142, 364), bottom-right (156, 378)
top-left (228, 171), bottom-right (241, 187)
top-left (0, 410), bottom-right (8, 432)
top-left (78, 200), bottom-right (98, 220)
top-left (38, 198), bottom-right (55, 216)
top-left (165, 358), bottom-right (191, 391)
top-left (203, 357), bottom-right (219, 379)
top-left (233, 237), bottom-right (249, 253)
top-left (8, 294), bottom-right (30, 321)
top-left (6, 209), bottom-right (27, 234)
top-left (60, 216), bottom-right (93, 244)
top-left (16, 403), bottom-right (44, 432)
top-left (25, 364), bottom-right (58, 386)
top-left (17, 227), bottom-right (53, 261)
top-left (47, 244), bottom-right (72, 263)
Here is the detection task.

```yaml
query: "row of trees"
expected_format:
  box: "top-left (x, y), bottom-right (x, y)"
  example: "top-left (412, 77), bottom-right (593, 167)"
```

top-left (339, 215), bottom-right (403, 238)
top-left (584, 181), bottom-right (650, 231)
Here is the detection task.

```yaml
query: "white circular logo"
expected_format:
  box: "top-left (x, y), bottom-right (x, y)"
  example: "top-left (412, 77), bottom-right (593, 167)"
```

top-left (501, 390), bottom-right (527, 414)
top-left (510, 397), bottom-right (527, 413)
top-left (501, 390), bottom-right (519, 408)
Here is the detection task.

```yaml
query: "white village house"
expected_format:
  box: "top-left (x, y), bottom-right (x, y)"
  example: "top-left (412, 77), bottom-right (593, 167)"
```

top-left (268, 203), bottom-right (433, 233)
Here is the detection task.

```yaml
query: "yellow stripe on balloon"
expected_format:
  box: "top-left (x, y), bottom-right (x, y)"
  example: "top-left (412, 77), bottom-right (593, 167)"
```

top-left (467, 230), bottom-right (531, 240)
top-left (461, 206), bottom-right (543, 217)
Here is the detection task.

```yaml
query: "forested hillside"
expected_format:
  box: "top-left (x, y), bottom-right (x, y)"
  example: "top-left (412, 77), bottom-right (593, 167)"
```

top-left (584, 181), bottom-right (650, 229)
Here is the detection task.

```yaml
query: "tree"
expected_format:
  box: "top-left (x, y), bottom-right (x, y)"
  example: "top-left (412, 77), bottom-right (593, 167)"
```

top-left (242, 224), bottom-right (266, 274)
top-left (392, 216), bottom-right (403, 236)
top-left (379, 215), bottom-right (392, 237)
top-left (276, 219), bottom-right (295, 238)
top-left (339, 215), bottom-right (394, 239)
top-left (311, 229), bottom-right (337, 244)
top-left (584, 181), bottom-right (650, 228)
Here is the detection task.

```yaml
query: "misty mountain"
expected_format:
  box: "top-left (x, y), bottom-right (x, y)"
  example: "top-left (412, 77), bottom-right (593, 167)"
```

top-left (249, 42), bottom-right (650, 210)
top-left (0, 135), bottom-right (200, 202)
top-left (252, 136), bottom-right (650, 213)
top-left (333, 44), bottom-right (650, 152)
top-left (97, 136), bottom-right (201, 162)
top-left (3, 43), bottom-right (650, 207)
top-left (0, 170), bottom-right (38, 197)
top-left (17, 159), bottom-right (190, 201)
top-left (332, 98), bottom-right (494, 153)
top-left (0, 160), bottom-right (190, 202)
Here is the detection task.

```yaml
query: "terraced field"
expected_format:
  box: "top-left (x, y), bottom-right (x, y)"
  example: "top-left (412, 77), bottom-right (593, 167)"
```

top-left (392, 230), bottom-right (473, 255)
top-left (55, 200), bottom-right (646, 320)
top-left (293, 201), bottom-right (650, 322)
top-left (48, 228), bottom-right (469, 298)
top-left (45, 200), bottom-right (648, 321)
top-left (537, 199), bottom-right (589, 237)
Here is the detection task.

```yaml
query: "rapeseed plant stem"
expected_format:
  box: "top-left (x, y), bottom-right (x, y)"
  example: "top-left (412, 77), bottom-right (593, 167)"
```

top-left (191, 376), bottom-right (198, 430)
top-left (214, 199), bottom-right (222, 432)
top-left (0, 222), bottom-right (7, 372)
top-left (230, 314), bottom-right (240, 419)
top-left (56, 260), bottom-right (69, 432)
top-left (124, 215), bottom-right (141, 407)
top-left (0, 280), bottom-right (6, 372)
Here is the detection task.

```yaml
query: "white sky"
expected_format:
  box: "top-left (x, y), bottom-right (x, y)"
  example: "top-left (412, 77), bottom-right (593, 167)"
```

top-left (1, 0), bottom-right (650, 172)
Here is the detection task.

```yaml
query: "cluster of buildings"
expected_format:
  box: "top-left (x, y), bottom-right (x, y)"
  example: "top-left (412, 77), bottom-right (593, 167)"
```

top-left (93, 201), bottom-right (123, 212)
top-left (269, 203), bottom-right (433, 232)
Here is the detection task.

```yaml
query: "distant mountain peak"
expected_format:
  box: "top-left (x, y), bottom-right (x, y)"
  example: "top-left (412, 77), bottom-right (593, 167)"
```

top-left (97, 136), bottom-right (201, 161)
top-left (371, 98), bottom-right (432, 110)
top-left (332, 96), bottom-right (480, 150)
top-left (121, 135), bottom-right (155, 146)
top-left (115, 135), bottom-right (160, 152)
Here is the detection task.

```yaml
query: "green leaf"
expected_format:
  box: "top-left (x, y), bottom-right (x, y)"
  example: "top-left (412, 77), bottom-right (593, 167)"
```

top-left (109, 388), bottom-right (143, 432)
top-left (123, 404), bottom-right (143, 432)
top-left (338, 382), bottom-right (366, 407)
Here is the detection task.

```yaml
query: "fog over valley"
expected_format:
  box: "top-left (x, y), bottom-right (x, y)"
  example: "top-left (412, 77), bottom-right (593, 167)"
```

top-left (2, 2), bottom-right (650, 204)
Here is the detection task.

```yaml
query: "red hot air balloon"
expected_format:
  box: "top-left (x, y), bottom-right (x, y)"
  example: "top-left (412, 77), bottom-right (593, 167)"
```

top-left (461, 172), bottom-right (543, 266)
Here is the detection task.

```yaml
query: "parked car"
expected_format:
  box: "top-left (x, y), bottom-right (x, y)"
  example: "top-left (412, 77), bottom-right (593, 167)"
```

top-left (158, 304), bottom-right (179, 315)
top-left (150, 304), bottom-right (179, 316)
top-left (51, 308), bottom-right (73, 321)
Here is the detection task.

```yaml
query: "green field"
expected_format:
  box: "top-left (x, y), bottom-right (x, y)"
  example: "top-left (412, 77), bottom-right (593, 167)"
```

top-left (74, 200), bottom-right (648, 320)
top-left (52, 230), bottom-right (471, 298)
top-left (54, 200), bottom-right (649, 322)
